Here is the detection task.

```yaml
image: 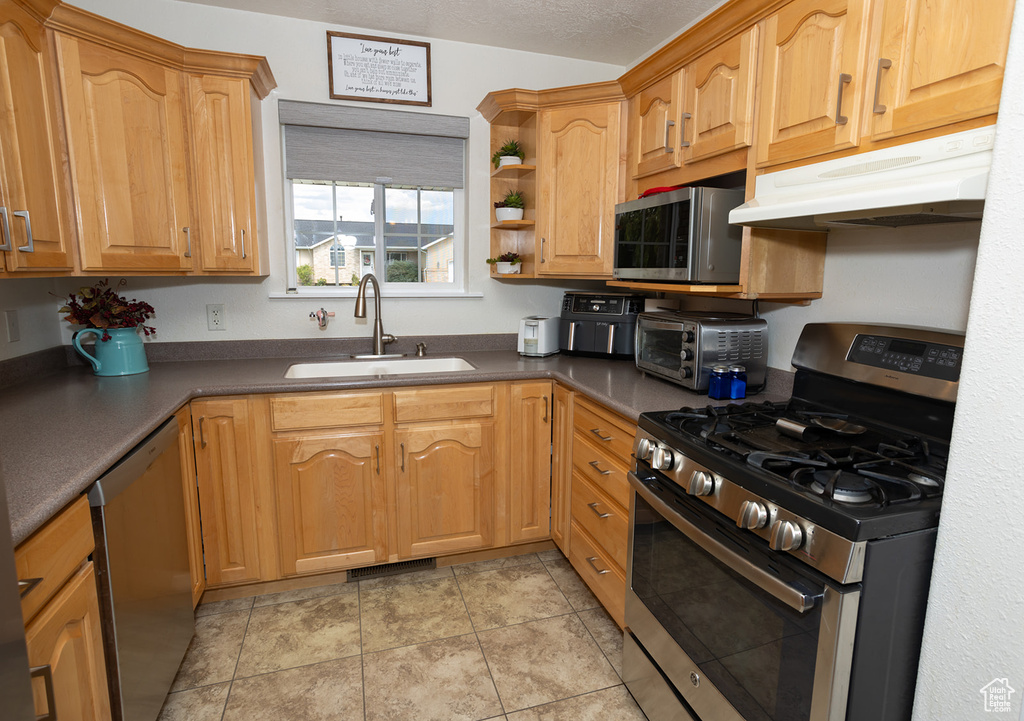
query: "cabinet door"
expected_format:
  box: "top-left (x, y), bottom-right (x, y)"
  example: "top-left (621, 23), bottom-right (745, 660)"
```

top-left (24, 562), bottom-right (111, 721)
top-left (509, 381), bottom-right (551, 544)
top-left (683, 26), bottom-right (758, 163)
top-left (55, 33), bottom-right (192, 272)
top-left (192, 398), bottom-right (262, 586)
top-left (632, 69), bottom-right (684, 178)
top-left (175, 407), bottom-right (205, 607)
top-left (395, 422), bottom-right (495, 558)
top-left (0, 2), bottom-right (75, 271)
top-left (536, 102), bottom-right (621, 277)
top-left (274, 431), bottom-right (387, 575)
top-left (869, 0), bottom-right (1013, 140)
top-left (756, 0), bottom-right (871, 167)
top-left (550, 384), bottom-right (573, 554)
top-left (189, 74), bottom-right (258, 272)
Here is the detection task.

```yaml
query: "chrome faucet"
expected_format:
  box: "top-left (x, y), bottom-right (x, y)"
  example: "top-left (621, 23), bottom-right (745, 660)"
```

top-left (354, 273), bottom-right (397, 355)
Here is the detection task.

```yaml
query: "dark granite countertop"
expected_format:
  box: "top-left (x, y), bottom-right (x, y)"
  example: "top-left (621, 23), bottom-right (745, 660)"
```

top-left (1, 347), bottom-right (792, 545)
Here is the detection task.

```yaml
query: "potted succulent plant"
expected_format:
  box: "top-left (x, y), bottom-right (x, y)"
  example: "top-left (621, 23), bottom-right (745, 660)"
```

top-left (494, 189), bottom-right (525, 222)
top-left (486, 252), bottom-right (523, 275)
top-left (491, 139), bottom-right (525, 169)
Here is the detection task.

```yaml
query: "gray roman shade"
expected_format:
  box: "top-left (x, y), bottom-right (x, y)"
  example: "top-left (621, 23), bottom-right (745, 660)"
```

top-left (280, 100), bottom-right (469, 188)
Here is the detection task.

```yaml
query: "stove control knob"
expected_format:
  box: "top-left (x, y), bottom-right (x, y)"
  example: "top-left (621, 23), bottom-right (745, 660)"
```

top-left (688, 470), bottom-right (715, 496)
top-left (769, 520), bottom-right (804, 552)
top-left (651, 445), bottom-right (675, 470)
top-left (737, 500), bottom-right (768, 530)
top-left (682, 330), bottom-right (695, 343)
top-left (680, 349), bottom-right (694, 361)
top-left (635, 437), bottom-right (653, 461)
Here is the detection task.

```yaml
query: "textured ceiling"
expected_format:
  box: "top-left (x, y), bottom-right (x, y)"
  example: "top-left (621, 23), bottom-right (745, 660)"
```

top-left (176, 0), bottom-right (725, 66)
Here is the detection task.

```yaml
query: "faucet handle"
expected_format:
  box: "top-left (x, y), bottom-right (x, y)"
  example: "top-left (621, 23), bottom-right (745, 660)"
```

top-left (416, 342), bottom-right (427, 356)
top-left (310, 308), bottom-right (335, 330)
top-left (382, 333), bottom-right (397, 346)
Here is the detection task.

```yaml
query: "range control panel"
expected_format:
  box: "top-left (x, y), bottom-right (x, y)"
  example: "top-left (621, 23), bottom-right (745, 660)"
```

top-left (848, 334), bottom-right (962, 382)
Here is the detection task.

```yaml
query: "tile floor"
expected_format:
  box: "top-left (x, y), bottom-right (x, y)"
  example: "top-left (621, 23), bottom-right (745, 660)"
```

top-left (158, 549), bottom-right (648, 721)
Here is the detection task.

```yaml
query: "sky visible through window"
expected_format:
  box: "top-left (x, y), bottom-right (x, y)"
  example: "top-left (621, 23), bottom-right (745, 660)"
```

top-left (292, 182), bottom-right (453, 225)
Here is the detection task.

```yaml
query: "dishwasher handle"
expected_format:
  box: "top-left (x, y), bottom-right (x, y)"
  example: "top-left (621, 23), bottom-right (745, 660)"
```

top-left (88, 418), bottom-right (178, 506)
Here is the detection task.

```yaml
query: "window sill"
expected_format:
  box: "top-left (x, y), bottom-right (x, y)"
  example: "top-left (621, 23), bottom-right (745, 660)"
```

top-left (270, 289), bottom-right (484, 300)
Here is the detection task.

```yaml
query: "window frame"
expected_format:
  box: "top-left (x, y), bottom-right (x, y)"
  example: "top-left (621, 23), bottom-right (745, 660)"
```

top-left (284, 179), bottom-right (467, 298)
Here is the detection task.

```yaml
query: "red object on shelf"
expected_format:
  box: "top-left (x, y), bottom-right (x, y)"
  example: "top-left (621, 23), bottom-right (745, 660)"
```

top-left (637, 185), bottom-right (687, 199)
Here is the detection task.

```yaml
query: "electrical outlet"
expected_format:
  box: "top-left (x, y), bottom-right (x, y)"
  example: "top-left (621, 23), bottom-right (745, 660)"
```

top-left (4, 309), bottom-right (19, 342)
top-left (206, 304), bottom-right (226, 331)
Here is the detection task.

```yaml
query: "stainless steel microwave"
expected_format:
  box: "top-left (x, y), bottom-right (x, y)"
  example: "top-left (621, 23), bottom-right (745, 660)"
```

top-left (613, 187), bottom-right (745, 283)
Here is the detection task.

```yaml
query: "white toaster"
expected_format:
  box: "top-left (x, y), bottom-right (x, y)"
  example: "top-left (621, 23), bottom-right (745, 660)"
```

top-left (518, 316), bottom-right (560, 357)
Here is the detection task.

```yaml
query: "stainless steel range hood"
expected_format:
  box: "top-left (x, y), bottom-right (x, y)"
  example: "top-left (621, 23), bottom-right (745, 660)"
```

top-left (729, 126), bottom-right (995, 230)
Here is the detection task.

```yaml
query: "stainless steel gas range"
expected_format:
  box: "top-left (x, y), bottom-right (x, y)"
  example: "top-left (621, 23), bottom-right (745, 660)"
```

top-left (623, 322), bottom-right (963, 721)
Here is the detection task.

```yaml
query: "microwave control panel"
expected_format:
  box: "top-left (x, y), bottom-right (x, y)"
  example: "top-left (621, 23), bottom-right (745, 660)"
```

top-left (848, 334), bottom-right (962, 382)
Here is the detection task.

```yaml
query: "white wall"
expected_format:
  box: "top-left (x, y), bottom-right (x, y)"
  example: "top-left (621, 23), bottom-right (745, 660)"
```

top-left (761, 223), bottom-right (979, 369)
top-left (0, 278), bottom-right (63, 360)
top-left (911, 3), bottom-right (1024, 717)
top-left (48, 0), bottom-right (620, 347)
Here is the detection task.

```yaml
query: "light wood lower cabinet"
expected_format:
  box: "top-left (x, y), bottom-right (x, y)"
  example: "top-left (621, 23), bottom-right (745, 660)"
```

top-left (16, 496), bottom-right (110, 721)
top-left (24, 561), bottom-right (111, 721)
top-left (191, 397), bottom-right (263, 586)
top-left (176, 406), bottom-right (205, 607)
top-left (508, 381), bottom-right (552, 544)
top-left (273, 431), bottom-right (388, 575)
top-left (395, 422), bottom-right (496, 558)
top-left (550, 384), bottom-right (574, 554)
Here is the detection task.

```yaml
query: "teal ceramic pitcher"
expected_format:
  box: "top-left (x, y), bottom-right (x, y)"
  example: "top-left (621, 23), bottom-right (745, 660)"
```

top-left (72, 327), bottom-right (149, 376)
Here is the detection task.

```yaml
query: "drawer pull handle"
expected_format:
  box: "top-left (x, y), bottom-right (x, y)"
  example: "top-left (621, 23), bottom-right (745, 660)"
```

top-left (0, 207), bottom-right (11, 251)
top-left (18, 577), bottom-right (42, 597)
top-left (13, 210), bottom-right (33, 252)
top-left (182, 226), bottom-right (192, 258)
top-left (590, 428), bottom-right (612, 442)
top-left (872, 58), bottom-right (892, 114)
top-left (835, 72), bottom-right (852, 125)
top-left (588, 460), bottom-right (611, 476)
top-left (680, 112), bottom-right (691, 148)
top-left (663, 118), bottom-right (675, 153)
top-left (199, 417), bottom-right (207, 448)
top-left (586, 556), bottom-right (610, 575)
top-left (587, 502), bottom-right (612, 519)
top-left (543, 396), bottom-right (548, 423)
top-left (375, 444), bottom-right (380, 474)
top-left (241, 227), bottom-right (247, 259)
top-left (30, 664), bottom-right (57, 721)
top-left (400, 442), bottom-right (406, 471)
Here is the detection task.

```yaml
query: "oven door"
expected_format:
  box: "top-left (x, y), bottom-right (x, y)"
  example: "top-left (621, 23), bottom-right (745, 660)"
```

top-left (625, 471), bottom-right (860, 721)
top-left (635, 316), bottom-right (694, 387)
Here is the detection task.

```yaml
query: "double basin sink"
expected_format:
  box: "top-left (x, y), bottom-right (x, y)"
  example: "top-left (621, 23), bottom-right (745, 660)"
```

top-left (284, 356), bottom-right (476, 379)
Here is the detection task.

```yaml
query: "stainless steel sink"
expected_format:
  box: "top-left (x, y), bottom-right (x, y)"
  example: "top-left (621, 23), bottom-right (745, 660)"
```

top-left (284, 357), bottom-right (476, 379)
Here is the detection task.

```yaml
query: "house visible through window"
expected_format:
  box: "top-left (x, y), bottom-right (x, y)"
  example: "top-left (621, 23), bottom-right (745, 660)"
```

top-left (280, 100), bottom-right (468, 294)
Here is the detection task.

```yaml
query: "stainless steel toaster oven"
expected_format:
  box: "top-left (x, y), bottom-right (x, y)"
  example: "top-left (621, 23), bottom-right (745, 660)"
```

top-left (635, 311), bottom-right (768, 391)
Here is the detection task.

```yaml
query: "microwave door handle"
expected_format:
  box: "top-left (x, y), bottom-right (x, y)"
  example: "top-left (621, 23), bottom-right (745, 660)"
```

top-left (628, 472), bottom-right (821, 613)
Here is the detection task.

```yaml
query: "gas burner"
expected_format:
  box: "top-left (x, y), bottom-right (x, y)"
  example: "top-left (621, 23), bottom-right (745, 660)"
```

top-left (908, 472), bottom-right (941, 488)
top-left (806, 470), bottom-right (877, 505)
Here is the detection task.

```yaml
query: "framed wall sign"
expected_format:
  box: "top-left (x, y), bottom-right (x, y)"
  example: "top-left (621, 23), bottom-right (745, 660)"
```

top-left (327, 31), bottom-right (432, 106)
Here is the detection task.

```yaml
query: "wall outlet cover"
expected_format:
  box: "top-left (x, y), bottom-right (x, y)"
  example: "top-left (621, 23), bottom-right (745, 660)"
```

top-left (207, 304), bottom-right (226, 331)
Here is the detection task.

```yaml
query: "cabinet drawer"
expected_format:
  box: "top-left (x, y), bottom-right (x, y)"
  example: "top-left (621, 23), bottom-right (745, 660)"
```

top-left (16, 495), bottom-right (94, 625)
top-left (393, 384), bottom-right (496, 423)
top-left (572, 432), bottom-right (631, 509)
top-left (571, 473), bottom-right (628, 570)
top-left (270, 392), bottom-right (384, 431)
top-left (572, 398), bottom-right (635, 464)
top-left (568, 520), bottom-right (625, 627)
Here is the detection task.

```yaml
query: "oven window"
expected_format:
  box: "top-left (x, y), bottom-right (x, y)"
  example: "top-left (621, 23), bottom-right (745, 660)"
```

top-left (631, 491), bottom-right (824, 721)
top-left (638, 325), bottom-right (683, 369)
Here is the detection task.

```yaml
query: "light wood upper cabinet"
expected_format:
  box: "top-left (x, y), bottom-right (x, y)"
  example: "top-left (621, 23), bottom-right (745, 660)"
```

top-left (189, 73), bottom-right (259, 272)
top-left (273, 431), bottom-right (388, 576)
top-left (633, 69), bottom-right (684, 178)
top-left (395, 422), bottom-right (495, 558)
top-left (508, 381), bottom-right (551, 544)
top-left (0, 0), bottom-right (75, 272)
top-left (191, 397), bottom-right (263, 586)
top-left (868, 0), bottom-right (1013, 140)
top-left (56, 33), bottom-right (192, 272)
top-left (683, 26), bottom-right (758, 163)
top-left (756, 0), bottom-right (872, 167)
top-left (536, 101), bottom-right (623, 277)
top-left (24, 562), bottom-right (111, 721)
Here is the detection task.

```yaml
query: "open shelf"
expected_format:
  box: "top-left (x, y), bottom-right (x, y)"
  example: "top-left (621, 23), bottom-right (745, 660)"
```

top-left (491, 219), bottom-right (535, 229)
top-left (491, 164), bottom-right (537, 178)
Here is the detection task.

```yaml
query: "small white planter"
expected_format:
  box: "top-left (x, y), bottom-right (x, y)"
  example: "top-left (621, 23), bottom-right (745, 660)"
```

top-left (495, 261), bottom-right (521, 274)
top-left (498, 156), bottom-right (522, 168)
top-left (495, 207), bottom-right (524, 222)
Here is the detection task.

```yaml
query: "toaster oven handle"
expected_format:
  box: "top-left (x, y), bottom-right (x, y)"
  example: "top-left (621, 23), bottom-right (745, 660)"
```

top-left (628, 472), bottom-right (820, 613)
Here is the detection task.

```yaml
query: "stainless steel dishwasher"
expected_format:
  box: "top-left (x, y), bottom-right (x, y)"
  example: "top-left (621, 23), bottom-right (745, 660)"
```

top-left (89, 418), bottom-right (194, 721)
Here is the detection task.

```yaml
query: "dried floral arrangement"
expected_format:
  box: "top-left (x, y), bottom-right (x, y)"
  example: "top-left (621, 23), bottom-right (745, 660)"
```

top-left (58, 279), bottom-right (156, 341)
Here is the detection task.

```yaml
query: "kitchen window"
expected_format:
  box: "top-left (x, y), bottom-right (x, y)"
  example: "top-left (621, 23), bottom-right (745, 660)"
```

top-left (279, 100), bottom-right (469, 296)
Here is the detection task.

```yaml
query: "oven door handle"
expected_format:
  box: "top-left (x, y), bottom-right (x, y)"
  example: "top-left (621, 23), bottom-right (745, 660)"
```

top-left (629, 472), bottom-right (821, 613)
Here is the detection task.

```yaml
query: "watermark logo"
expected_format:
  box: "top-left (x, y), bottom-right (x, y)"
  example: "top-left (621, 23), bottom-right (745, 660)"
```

top-left (980, 678), bottom-right (1016, 713)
